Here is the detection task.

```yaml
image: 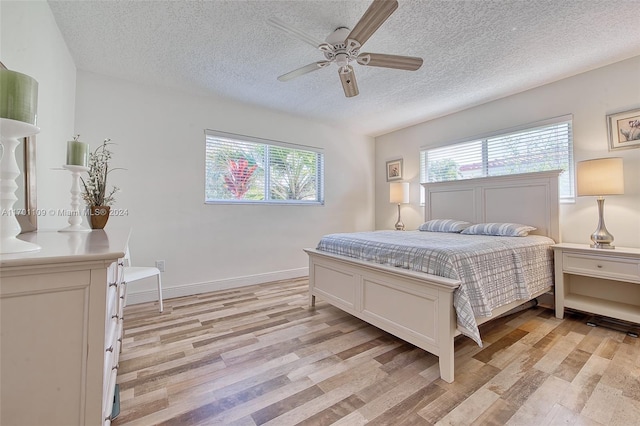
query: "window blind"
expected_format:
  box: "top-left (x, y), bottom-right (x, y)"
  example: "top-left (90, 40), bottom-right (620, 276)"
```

top-left (420, 116), bottom-right (574, 202)
top-left (205, 130), bottom-right (324, 204)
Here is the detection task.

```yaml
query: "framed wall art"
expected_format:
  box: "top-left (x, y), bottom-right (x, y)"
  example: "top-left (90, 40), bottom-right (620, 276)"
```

top-left (607, 108), bottom-right (640, 150)
top-left (386, 158), bottom-right (403, 181)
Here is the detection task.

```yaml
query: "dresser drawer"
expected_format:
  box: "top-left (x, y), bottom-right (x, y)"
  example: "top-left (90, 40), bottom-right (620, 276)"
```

top-left (562, 252), bottom-right (640, 283)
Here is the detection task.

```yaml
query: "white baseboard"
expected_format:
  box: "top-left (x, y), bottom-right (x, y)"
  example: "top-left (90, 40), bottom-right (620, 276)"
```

top-left (126, 267), bottom-right (309, 306)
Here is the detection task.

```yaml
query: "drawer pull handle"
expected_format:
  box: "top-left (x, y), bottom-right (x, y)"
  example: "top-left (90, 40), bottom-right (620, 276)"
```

top-left (106, 345), bottom-right (114, 352)
top-left (597, 265), bottom-right (603, 269)
top-left (112, 314), bottom-right (119, 320)
top-left (109, 282), bottom-right (117, 288)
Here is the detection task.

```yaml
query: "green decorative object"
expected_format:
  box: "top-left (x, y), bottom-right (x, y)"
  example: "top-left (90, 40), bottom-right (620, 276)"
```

top-left (0, 68), bottom-right (40, 253)
top-left (66, 137), bottom-right (89, 167)
top-left (0, 69), bottom-right (38, 125)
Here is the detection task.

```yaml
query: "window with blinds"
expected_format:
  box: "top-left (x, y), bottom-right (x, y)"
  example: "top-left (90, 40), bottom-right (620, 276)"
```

top-left (205, 130), bottom-right (324, 204)
top-left (420, 116), bottom-right (574, 202)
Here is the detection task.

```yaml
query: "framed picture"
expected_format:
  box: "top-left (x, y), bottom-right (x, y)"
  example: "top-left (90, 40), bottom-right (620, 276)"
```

top-left (386, 158), bottom-right (403, 181)
top-left (607, 108), bottom-right (640, 150)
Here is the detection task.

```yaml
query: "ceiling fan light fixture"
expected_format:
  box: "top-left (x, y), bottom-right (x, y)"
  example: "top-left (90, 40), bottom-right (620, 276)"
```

top-left (335, 53), bottom-right (349, 68)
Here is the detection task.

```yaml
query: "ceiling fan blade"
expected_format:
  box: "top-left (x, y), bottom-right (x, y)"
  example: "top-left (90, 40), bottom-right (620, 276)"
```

top-left (347, 0), bottom-right (398, 47)
top-left (357, 53), bottom-right (423, 70)
top-left (339, 66), bottom-right (359, 97)
top-left (278, 61), bottom-right (331, 82)
top-left (267, 17), bottom-right (323, 48)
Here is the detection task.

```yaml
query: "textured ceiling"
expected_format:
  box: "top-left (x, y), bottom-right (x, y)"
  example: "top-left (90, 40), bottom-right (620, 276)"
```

top-left (48, 0), bottom-right (640, 137)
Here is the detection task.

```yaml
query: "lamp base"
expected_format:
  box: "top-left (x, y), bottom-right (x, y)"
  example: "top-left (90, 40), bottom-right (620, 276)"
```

top-left (394, 203), bottom-right (404, 231)
top-left (589, 197), bottom-right (615, 250)
top-left (590, 242), bottom-right (615, 250)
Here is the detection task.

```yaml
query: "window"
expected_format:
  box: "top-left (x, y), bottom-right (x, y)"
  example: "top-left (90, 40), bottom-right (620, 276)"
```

top-left (205, 130), bottom-right (324, 204)
top-left (420, 116), bottom-right (574, 202)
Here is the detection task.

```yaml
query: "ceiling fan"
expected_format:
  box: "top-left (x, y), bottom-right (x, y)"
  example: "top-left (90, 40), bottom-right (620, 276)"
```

top-left (268, 0), bottom-right (423, 98)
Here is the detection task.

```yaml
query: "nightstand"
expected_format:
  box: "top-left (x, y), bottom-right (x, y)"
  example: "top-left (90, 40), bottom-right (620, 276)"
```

top-left (553, 243), bottom-right (640, 325)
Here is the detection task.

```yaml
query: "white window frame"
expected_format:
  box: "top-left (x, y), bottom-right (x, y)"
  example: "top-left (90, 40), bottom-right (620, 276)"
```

top-left (420, 115), bottom-right (574, 204)
top-left (205, 130), bottom-right (324, 205)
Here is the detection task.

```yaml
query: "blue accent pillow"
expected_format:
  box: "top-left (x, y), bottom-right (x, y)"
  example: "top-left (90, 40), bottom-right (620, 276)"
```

top-left (461, 223), bottom-right (537, 237)
top-left (418, 219), bottom-right (473, 233)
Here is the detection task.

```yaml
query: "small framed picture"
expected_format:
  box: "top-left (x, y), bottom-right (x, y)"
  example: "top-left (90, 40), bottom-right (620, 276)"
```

top-left (386, 158), bottom-right (403, 181)
top-left (607, 108), bottom-right (640, 150)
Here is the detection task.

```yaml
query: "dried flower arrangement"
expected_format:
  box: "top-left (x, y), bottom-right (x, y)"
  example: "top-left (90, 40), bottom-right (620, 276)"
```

top-left (80, 137), bottom-right (121, 206)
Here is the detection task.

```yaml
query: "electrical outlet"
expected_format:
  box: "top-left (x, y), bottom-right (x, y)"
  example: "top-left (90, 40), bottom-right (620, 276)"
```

top-left (155, 260), bottom-right (165, 272)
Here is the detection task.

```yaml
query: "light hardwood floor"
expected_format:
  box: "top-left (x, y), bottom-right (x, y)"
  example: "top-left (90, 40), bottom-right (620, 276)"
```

top-left (113, 278), bottom-right (640, 426)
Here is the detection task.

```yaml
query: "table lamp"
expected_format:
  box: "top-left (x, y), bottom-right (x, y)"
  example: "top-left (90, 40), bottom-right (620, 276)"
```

top-left (390, 182), bottom-right (409, 231)
top-left (576, 157), bottom-right (624, 249)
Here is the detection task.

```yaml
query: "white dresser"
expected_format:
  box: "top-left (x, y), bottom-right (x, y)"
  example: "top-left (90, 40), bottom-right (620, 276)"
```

top-left (0, 228), bottom-right (129, 426)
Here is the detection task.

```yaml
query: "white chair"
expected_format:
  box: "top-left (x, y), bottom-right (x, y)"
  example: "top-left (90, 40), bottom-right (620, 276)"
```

top-left (122, 246), bottom-right (163, 312)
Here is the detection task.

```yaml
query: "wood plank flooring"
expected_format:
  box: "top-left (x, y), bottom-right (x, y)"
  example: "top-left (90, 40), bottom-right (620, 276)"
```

top-left (112, 278), bottom-right (640, 425)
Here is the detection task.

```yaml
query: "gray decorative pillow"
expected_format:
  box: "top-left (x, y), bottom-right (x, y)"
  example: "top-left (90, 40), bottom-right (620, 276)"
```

top-left (461, 223), bottom-right (537, 237)
top-left (418, 219), bottom-right (473, 233)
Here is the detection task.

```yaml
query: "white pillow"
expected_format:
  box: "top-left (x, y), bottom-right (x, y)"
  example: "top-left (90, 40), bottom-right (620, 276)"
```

top-left (418, 219), bottom-right (473, 233)
top-left (461, 223), bottom-right (537, 237)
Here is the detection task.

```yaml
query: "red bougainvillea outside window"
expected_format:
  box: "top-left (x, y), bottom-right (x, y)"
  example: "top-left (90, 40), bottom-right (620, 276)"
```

top-left (205, 130), bottom-right (324, 204)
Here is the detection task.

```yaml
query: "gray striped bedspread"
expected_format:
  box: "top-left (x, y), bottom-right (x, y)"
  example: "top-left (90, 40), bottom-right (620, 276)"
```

top-left (316, 230), bottom-right (555, 346)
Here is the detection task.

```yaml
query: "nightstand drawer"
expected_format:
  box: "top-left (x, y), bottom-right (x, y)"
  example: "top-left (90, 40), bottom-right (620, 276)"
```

top-left (563, 253), bottom-right (640, 283)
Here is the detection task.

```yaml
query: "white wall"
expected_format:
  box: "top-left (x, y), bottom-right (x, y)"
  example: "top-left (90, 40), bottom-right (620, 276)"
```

top-left (1, 0), bottom-right (77, 228)
top-left (74, 72), bottom-right (375, 301)
top-left (376, 56), bottom-right (640, 248)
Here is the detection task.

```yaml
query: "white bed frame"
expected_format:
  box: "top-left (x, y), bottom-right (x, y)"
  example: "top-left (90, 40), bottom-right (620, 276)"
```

top-left (305, 170), bottom-right (560, 383)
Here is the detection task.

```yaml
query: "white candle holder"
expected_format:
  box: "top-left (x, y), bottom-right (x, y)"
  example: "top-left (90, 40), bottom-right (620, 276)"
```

top-left (0, 118), bottom-right (40, 253)
top-left (59, 164), bottom-right (91, 232)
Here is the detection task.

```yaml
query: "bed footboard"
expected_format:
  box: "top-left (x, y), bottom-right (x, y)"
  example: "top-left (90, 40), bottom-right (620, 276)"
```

top-left (305, 248), bottom-right (460, 383)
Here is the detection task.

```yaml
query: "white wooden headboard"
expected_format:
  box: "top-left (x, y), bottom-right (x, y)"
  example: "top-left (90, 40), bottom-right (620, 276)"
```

top-left (422, 170), bottom-right (561, 242)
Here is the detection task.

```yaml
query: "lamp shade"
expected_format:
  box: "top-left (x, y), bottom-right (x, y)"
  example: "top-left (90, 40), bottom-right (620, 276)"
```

top-left (390, 182), bottom-right (409, 204)
top-left (576, 157), bottom-right (624, 196)
top-left (0, 69), bottom-right (38, 125)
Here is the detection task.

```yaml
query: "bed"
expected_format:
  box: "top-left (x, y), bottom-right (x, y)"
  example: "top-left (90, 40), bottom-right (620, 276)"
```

top-left (304, 170), bottom-right (561, 383)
